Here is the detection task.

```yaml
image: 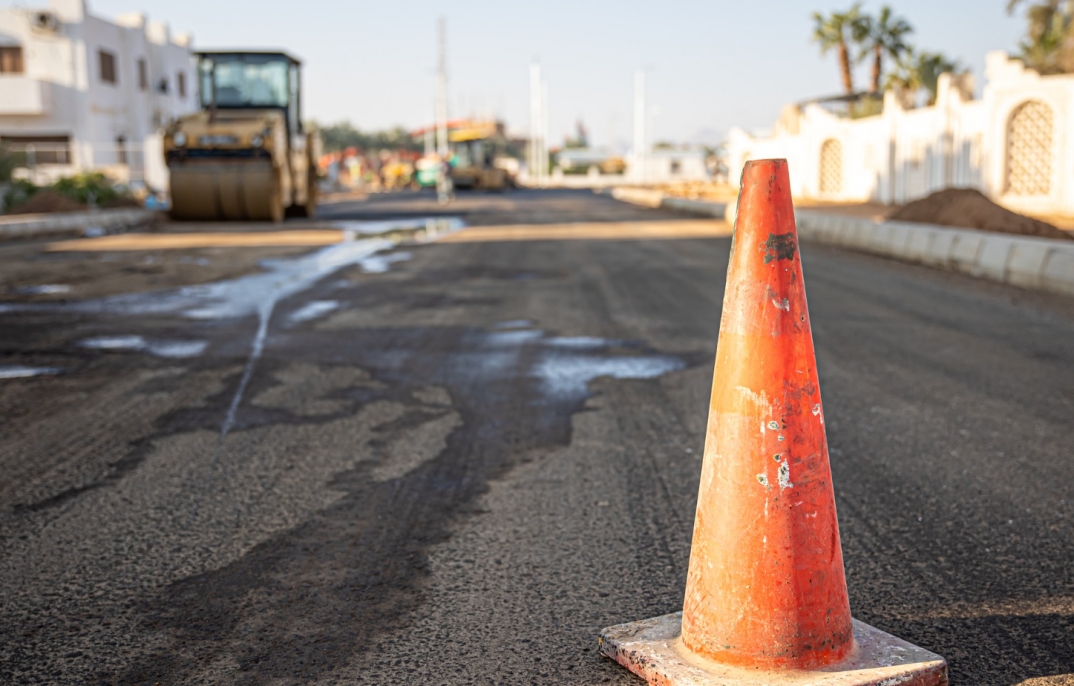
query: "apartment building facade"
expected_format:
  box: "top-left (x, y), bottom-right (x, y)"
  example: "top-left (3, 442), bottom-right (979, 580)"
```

top-left (0, 0), bottom-right (195, 191)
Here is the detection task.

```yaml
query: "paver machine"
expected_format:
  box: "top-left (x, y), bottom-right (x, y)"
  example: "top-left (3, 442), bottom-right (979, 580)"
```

top-left (164, 51), bottom-right (319, 222)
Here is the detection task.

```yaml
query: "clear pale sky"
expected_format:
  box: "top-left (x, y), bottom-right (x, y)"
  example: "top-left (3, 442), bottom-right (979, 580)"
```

top-left (84, 0), bottom-right (1027, 148)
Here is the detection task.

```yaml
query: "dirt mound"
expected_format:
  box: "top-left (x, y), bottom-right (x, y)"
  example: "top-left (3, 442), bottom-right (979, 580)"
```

top-left (9, 190), bottom-right (88, 215)
top-left (889, 188), bottom-right (1071, 240)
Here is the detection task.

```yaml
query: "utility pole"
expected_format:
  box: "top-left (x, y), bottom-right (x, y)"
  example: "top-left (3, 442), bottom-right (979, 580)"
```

top-left (435, 17), bottom-right (449, 159)
top-left (529, 61), bottom-right (545, 185)
top-left (425, 97), bottom-right (435, 157)
top-left (647, 105), bottom-right (661, 161)
top-left (435, 17), bottom-right (453, 203)
top-left (633, 70), bottom-right (646, 184)
top-left (529, 62), bottom-right (538, 182)
top-left (540, 78), bottom-right (549, 181)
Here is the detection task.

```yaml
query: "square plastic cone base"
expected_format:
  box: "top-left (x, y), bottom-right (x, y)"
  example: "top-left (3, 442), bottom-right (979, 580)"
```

top-left (599, 612), bottom-right (947, 686)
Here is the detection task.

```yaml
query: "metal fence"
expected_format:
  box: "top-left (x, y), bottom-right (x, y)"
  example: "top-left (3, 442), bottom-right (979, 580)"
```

top-left (1, 140), bottom-right (158, 187)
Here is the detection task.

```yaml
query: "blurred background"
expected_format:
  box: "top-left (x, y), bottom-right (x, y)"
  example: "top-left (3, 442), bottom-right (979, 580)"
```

top-left (0, 0), bottom-right (1071, 232)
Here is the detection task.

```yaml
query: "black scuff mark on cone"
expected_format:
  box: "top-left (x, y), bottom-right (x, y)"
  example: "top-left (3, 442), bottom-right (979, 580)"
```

top-left (763, 233), bottom-right (798, 264)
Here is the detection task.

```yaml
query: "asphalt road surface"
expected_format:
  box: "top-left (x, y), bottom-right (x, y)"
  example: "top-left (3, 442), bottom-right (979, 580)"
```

top-left (1, 189), bottom-right (1072, 685)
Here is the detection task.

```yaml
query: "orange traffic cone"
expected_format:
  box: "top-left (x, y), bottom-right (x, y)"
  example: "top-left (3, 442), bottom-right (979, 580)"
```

top-left (599, 159), bottom-right (948, 685)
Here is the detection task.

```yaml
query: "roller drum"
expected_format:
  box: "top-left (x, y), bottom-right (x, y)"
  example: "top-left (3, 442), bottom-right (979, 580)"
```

top-left (169, 161), bottom-right (282, 222)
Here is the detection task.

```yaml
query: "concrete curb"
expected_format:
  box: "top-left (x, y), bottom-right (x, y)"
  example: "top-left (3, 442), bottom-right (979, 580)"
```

top-left (0, 208), bottom-right (158, 240)
top-left (610, 188), bottom-right (1074, 298)
top-left (610, 187), bottom-right (732, 221)
top-left (609, 187), bottom-right (665, 208)
top-left (660, 196), bottom-right (729, 219)
top-left (794, 210), bottom-right (1074, 297)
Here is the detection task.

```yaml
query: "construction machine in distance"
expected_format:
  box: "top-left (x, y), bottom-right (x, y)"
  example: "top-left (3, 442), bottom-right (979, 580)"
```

top-left (447, 120), bottom-right (508, 191)
top-left (411, 119), bottom-right (514, 191)
top-left (163, 51), bottom-right (319, 222)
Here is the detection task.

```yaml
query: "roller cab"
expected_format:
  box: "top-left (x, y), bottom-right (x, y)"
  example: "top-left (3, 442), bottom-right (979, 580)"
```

top-left (164, 51), bottom-right (319, 222)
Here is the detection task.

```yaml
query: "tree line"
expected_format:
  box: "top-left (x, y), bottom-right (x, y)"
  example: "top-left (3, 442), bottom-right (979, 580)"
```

top-left (811, 4), bottom-right (958, 106)
top-left (812, 2), bottom-right (1074, 107)
top-left (1009, 0), bottom-right (1074, 74)
top-left (312, 122), bottom-right (424, 154)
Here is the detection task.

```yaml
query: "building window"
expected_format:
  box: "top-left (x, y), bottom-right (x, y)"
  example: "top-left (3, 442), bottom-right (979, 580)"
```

top-left (0, 135), bottom-right (71, 165)
top-left (158, 76), bottom-right (169, 94)
top-left (177, 71), bottom-right (186, 98)
top-left (0, 46), bottom-right (24, 74)
top-left (99, 49), bottom-right (117, 84)
top-left (138, 58), bottom-right (148, 90)
top-left (116, 136), bottom-right (127, 165)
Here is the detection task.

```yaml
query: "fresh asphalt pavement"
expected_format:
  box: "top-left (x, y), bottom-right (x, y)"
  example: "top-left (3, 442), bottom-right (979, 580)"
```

top-left (1, 189), bottom-right (1072, 685)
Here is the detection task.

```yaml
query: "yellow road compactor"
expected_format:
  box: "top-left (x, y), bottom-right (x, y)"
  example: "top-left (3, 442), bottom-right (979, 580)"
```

top-left (164, 51), bottom-right (319, 222)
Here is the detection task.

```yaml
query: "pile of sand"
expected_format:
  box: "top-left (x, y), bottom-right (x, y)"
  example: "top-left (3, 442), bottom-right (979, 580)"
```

top-left (889, 188), bottom-right (1071, 240)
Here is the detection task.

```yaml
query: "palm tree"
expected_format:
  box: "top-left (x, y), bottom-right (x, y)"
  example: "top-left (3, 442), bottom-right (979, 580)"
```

top-left (812, 4), bottom-right (863, 94)
top-left (917, 52), bottom-right (964, 104)
top-left (1007, 0), bottom-right (1074, 74)
top-left (854, 6), bottom-right (913, 93)
top-left (884, 49), bottom-right (963, 106)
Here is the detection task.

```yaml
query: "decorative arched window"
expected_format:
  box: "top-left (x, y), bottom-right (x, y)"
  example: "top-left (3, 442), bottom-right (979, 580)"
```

top-left (1005, 100), bottom-right (1053, 196)
top-left (819, 139), bottom-right (843, 195)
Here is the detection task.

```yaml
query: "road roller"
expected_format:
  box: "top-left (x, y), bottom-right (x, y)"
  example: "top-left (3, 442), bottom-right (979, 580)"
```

top-left (164, 51), bottom-right (319, 222)
top-left (447, 120), bottom-right (508, 191)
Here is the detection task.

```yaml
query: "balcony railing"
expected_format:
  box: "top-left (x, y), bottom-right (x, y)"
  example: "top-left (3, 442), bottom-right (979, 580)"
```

top-left (2, 141), bottom-right (71, 165)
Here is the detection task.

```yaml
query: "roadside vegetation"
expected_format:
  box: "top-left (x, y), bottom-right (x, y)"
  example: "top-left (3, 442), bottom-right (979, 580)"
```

top-left (813, 2), bottom-right (1074, 111)
top-left (1008, 0), bottom-right (1074, 74)
top-left (811, 4), bottom-right (964, 111)
top-left (0, 145), bottom-right (17, 185)
top-left (312, 122), bottom-right (424, 154)
top-left (2, 173), bottom-right (136, 215)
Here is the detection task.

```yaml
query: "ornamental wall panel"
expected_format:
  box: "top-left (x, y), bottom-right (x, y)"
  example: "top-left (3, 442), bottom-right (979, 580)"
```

top-left (1004, 100), bottom-right (1054, 196)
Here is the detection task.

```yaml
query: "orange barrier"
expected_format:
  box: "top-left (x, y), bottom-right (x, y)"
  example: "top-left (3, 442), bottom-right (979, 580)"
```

top-left (598, 160), bottom-right (948, 685)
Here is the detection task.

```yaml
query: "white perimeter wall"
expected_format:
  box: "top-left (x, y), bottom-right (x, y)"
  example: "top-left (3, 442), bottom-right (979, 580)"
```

top-left (729, 51), bottom-right (1074, 215)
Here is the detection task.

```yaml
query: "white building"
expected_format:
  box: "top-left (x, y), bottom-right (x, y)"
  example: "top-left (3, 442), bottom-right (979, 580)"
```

top-left (627, 148), bottom-right (709, 183)
top-left (0, 0), bottom-right (195, 192)
top-left (728, 51), bottom-right (1074, 217)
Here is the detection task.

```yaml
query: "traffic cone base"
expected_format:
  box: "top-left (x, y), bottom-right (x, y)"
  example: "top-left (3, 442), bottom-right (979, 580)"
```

top-left (599, 613), bottom-right (947, 686)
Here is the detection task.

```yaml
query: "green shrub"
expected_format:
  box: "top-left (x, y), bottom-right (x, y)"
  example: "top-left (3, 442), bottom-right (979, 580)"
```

top-left (52, 172), bottom-right (122, 206)
top-left (2, 172), bottom-right (135, 214)
top-left (3, 179), bottom-right (38, 212)
top-left (0, 145), bottom-right (18, 183)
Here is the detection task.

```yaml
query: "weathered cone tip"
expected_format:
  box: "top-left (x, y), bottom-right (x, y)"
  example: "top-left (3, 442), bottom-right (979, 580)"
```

top-left (679, 158), bottom-right (854, 669)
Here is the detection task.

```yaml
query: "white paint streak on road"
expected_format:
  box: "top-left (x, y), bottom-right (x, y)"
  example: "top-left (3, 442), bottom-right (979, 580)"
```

top-left (287, 300), bottom-right (340, 325)
top-left (0, 365), bottom-right (63, 379)
top-left (79, 336), bottom-right (208, 359)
